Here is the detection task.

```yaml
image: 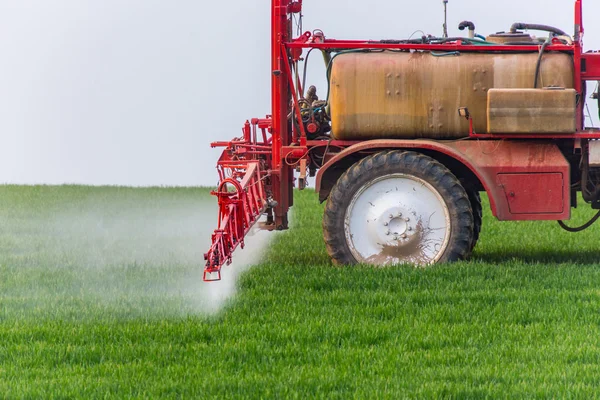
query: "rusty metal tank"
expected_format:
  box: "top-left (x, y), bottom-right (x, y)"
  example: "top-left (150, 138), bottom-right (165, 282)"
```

top-left (329, 52), bottom-right (575, 140)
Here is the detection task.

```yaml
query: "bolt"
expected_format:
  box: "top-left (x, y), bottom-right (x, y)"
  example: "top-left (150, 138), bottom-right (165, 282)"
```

top-left (384, 222), bottom-right (389, 227)
top-left (386, 231), bottom-right (391, 236)
top-left (394, 236), bottom-right (399, 241)
top-left (398, 212), bottom-right (403, 217)
top-left (405, 217), bottom-right (410, 222)
top-left (389, 214), bottom-right (394, 219)
top-left (408, 227), bottom-right (413, 232)
top-left (401, 234), bottom-right (408, 239)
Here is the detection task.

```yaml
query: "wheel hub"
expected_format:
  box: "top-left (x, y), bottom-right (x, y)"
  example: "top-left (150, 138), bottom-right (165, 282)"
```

top-left (345, 174), bottom-right (451, 266)
top-left (389, 215), bottom-right (409, 237)
top-left (373, 208), bottom-right (417, 242)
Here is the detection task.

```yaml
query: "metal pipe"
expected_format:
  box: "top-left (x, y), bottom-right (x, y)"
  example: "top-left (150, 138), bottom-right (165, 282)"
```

top-left (442, 0), bottom-right (448, 39)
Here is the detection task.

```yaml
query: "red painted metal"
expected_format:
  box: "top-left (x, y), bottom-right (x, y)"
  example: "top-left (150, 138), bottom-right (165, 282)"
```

top-left (287, 41), bottom-right (575, 53)
top-left (582, 53), bottom-right (600, 80)
top-left (497, 173), bottom-right (565, 214)
top-left (315, 140), bottom-right (571, 221)
top-left (271, 0), bottom-right (293, 230)
top-left (203, 161), bottom-right (268, 282)
top-left (203, 117), bottom-right (274, 281)
top-left (575, 0), bottom-right (583, 39)
top-left (204, 0), bottom-right (600, 280)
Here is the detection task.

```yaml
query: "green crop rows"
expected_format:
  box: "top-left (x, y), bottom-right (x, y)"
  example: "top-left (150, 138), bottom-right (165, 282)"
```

top-left (2, 186), bottom-right (600, 398)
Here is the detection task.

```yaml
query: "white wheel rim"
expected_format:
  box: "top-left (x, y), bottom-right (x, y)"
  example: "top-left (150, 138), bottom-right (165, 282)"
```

top-left (344, 173), bottom-right (451, 266)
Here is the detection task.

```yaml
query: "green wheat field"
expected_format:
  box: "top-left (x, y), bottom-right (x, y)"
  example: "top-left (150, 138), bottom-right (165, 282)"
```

top-left (2, 185), bottom-right (600, 398)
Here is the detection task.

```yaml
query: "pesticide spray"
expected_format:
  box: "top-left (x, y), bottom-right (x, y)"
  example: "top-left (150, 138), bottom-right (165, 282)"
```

top-left (2, 187), bottom-right (275, 320)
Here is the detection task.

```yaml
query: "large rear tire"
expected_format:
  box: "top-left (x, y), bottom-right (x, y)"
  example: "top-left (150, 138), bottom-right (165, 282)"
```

top-left (323, 151), bottom-right (474, 266)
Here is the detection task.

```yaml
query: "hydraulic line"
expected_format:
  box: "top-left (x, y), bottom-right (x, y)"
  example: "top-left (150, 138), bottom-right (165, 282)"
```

top-left (534, 40), bottom-right (550, 88)
top-left (301, 48), bottom-right (315, 97)
top-left (561, 149), bottom-right (600, 232)
top-left (510, 23), bottom-right (567, 37)
top-left (431, 37), bottom-right (497, 45)
top-left (580, 150), bottom-right (600, 203)
top-left (431, 51), bottom-right (460, 57)
top-left (558, 211), bottom-right (600, 232)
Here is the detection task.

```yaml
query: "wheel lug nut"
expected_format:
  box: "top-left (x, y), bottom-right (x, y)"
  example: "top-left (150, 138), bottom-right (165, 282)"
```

top-left (389, 214), bottom-right (394, 219)
top-left (402, 234), bottom-right (407, 239)
top-left (405, 218), bottom-right (410, 222)
top-left (408, 227), bottom-right (413, 232)
top-left (384, 222), bottom-right (389, 226)
top-left (386, 231), bottom-right (391, 235)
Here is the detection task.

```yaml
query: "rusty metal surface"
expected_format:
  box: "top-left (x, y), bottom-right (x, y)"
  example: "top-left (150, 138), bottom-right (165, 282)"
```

top-left (486, 33), bottom-right (533, 44)
top-left (329, 52), bottom-right (575, 140)
top-left (316, 139), bottom-right (571, 221)
top-left (487, 88), bottom-right (577, 134)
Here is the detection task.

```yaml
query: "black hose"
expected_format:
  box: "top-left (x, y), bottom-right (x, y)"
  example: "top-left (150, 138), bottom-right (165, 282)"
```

top-left (458, 21), bottom-right (475, 32)
top-left (534, 41), bottom-right (550, 88)
top-left (579, 149), bottom-right (600, 203)
top-left (558, 211), bottom-right (600, 232)
top-left (301, 48), bottom-right (315, 97)
top-left (380, 38), bottom-right (431, 44)
top-left (560, 149), bottom-right (600, 232)
top-left (510, 23), bottom-right (566, 37)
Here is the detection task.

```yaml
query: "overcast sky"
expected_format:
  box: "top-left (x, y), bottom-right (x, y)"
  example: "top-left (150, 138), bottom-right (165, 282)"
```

top-left (0, 0), bottom-right (598, 187)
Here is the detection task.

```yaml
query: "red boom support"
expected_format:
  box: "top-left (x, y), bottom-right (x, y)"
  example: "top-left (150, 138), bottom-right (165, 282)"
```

top-left (203, 118), bottom-right (273, 281)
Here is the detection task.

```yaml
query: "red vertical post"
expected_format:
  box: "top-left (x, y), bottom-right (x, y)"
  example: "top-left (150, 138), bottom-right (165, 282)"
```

top-left (575, 0), bottom-right (583, 40)
top-left (574, 0), bottom-right (584, 130)
top-left (271, 0), bottom-right (292, 229)
top-left (243, 120), bottom-right (251, 143)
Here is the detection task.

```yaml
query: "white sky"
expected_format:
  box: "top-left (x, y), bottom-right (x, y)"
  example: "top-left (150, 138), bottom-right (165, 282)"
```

top-left (0, 0), bottom-right (598, 186)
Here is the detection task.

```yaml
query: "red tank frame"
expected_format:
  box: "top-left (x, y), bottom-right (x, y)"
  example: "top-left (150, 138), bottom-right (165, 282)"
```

top-left (204, 0), bottom-right (600, 281)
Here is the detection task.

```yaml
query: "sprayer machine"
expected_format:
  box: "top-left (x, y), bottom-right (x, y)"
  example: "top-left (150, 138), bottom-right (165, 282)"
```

top-left (204, 0), bottom-right (600, 281)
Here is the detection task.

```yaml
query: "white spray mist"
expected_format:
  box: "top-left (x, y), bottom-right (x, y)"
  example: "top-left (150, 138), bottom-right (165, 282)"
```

top-left (8, 188), bottom-right (277, 319)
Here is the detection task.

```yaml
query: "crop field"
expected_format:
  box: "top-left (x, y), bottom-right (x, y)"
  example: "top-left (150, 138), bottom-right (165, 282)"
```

top-left (3, 185), bottom-right (600, 398)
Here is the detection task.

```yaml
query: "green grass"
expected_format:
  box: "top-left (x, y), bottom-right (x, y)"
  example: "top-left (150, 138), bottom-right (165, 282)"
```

top-left (3, 186), bottom-right (600, 398)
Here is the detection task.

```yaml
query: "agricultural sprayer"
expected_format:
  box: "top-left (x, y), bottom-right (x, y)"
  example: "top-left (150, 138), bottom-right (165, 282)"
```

top-left (204, 0), bottom-right (600, 281)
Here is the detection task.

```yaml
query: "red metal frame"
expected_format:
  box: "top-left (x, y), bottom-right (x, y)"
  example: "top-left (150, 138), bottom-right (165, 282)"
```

top-left (203, 161), bottom-right (267, 281)
top-left (315, 139), bottom-right (571, 221)
top-left (204, 0), bottom-right (600, 281)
